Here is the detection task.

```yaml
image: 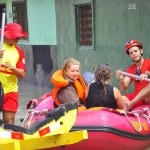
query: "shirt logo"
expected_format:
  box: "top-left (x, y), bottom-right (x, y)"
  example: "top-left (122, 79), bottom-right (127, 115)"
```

top-left (22, 58), bottom-right (25, 64)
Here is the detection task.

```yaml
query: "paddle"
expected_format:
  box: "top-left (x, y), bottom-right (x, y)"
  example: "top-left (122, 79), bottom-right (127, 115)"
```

top-left (119, 71), bottom-right (150, 82)
top-left (0, 8), bottom-right (6, 112)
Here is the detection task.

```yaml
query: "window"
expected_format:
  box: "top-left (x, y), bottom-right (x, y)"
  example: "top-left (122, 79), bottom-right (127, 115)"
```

top-left (12, 0), bottom-right (28, 38)
top-left (75, 2), bottom-right (93, 48)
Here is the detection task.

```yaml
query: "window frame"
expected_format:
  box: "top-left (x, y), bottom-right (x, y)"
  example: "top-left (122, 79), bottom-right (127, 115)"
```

top-left (12, 0), bottom-right (28, 40)
top-left (74, 0), bottom-right (94, 50)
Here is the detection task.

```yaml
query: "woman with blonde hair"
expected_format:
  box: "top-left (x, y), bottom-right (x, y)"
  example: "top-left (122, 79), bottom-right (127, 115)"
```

top-left (51, 58), bottom-right (86, 106)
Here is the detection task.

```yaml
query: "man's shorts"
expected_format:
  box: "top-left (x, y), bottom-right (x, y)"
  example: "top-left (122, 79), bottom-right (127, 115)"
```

top-left (2, 92), bottom-right (19, 112)
top-left (125, 91), bottom-right (144, 108)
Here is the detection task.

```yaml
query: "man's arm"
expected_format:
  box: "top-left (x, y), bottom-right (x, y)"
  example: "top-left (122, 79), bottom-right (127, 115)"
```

top-left (9, 67), bottom-right (25, 78)
top-left (5, 63), bottom-right (25, 78)
top-left (116, 70), bottom-right (131, 91)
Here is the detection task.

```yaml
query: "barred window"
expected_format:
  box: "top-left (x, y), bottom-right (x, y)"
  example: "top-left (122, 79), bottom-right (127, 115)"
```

top-left (76, 4), bottom-right (92, 46)
top-left (12, 0), bottom-right (28, 38)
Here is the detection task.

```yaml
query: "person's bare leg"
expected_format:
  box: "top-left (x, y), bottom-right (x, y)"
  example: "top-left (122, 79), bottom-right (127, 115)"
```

top-left (131, 85), bottom-right (150, 105)
top-left (144, 95), bottom-right (150, 104)
top-left (125, 84), bottom-right (150, 110)
top-left (122, 96), bottom-right (130, 103)
top-left (2, 110), bottom-right (16, 124)
top-left (143, 84), bottom-right (150, 104)
top-left (122, 96), bottom-right (131, 112)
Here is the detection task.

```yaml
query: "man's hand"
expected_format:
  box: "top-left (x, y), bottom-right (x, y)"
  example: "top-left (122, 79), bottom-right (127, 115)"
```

top-left (139, 73), bottom-right (148, 80)
top-left (116, 70), bottom-right (124, 80)
top-left (4, 62), bottom-right (15, 70)
top-left (145, 71), bottom-right (150, 79)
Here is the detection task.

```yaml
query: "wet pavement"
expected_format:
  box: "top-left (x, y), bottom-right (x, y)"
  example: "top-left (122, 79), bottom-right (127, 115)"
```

top-left (15, 83), bottom-right (52, 125)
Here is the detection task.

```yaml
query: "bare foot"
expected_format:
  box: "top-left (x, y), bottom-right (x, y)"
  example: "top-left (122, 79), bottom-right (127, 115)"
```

top-left (124, 102), bottom-right (133, 112)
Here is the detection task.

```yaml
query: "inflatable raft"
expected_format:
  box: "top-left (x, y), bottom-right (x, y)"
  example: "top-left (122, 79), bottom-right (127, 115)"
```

top-left (19, 70), bottom-right (150, 150)
top-left (20, 92), bottom-right (150, 150)
top-left (52, 105), bottom-right (150, 150)
top-left (0, 102), bottom-right (88, 150)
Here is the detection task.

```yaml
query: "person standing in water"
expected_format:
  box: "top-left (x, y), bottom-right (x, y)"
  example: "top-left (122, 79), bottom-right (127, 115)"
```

top-left (0, 23), bottom-right (28, 124)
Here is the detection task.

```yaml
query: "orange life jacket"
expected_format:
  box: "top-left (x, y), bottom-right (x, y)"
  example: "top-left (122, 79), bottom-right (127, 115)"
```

top-left (51, 70), bottom-right (86, 106)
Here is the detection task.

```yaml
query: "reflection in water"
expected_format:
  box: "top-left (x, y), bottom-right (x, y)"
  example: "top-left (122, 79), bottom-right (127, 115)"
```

top-left (15, 83), bottom-right (52, 125)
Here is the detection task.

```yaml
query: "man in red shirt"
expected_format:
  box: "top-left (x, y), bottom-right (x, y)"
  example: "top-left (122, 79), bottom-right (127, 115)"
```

top-left (116, 40), bottom-right (150, 108)
top-left (125, 71), bottom-right (150, 110)
top-left (0, 23), bottom-right (28, 124)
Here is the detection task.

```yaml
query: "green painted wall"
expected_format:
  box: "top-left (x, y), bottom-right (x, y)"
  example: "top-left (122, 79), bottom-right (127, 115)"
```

top-left (55, 0), bottom-right (150, 93)
top-left (0, 0), bottom-right (57, 45)
top-left (27, 0), bottom-right (56, 45)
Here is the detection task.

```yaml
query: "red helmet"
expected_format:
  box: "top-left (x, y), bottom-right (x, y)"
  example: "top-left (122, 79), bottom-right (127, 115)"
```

top-left (125, 40), bottom-right (143, 54)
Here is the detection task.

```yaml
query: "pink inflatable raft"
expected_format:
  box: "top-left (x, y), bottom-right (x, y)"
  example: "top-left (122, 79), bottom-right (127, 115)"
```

top-left (22, 93), bottom-right (54, 128)
top-left (23, 95), bottom-right (150, 150)
top-left (50, 105), bottom-right (150, 150)
top-left (24, 71), bottom-right (150, 150)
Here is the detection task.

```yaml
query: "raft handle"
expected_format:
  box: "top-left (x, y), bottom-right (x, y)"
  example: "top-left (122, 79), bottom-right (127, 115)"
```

top-left (140, 108), bottom-right (150, 123)
top-left (124, 112), bottom-right (142, 132)
top-left (22, 109), bottom-right (49, 128)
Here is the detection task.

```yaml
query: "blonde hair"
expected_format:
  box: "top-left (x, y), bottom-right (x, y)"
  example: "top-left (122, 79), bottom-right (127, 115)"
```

top-left (62, 58), bottom-right (80, 75)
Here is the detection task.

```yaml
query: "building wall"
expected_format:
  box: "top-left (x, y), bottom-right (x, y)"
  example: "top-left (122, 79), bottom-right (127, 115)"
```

top-left (1, 0), bottom-right (150, 91)
top-left (55, 0), bottom-right (150, 93)
top-left (19, 45), bottom-right (57, 88)
top-left (1, 0), bottom-right (57, 45)
top-left (26, 0), bottom-right (57, 45)
top-left (22, 0), bottom-right (57, 87)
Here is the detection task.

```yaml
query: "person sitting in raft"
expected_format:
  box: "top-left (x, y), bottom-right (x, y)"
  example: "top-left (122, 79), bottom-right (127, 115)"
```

top-left (51, 58), bottom-right (86, 107)
top-left (125, 71), bottom-right (150, 110)
top-left (85, 64), bottom-right (124, 109)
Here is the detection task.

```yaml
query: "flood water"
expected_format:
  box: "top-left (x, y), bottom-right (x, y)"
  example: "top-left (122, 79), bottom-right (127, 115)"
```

top-left (1, 83), bottom-right (150, 150)
top-left (15, 83), bottom-right (52, 126)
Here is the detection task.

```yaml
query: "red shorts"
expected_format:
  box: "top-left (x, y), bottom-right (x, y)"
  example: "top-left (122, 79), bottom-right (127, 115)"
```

top-left (125, 91), bottom-right (144, 108)
top-left (2, 92), bottom-right (19, 112)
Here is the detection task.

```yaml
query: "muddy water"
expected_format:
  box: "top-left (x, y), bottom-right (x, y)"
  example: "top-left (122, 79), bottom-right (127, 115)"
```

top-left (15, 83), bottom-right (52, 125)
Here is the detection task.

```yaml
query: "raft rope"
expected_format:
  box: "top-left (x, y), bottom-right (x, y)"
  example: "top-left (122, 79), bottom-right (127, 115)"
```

top-left (124, 112), bottom-right (142, 132)
top-left (22, 109), bottom-right (49, 128)
top-left (137, 108), bottom-right (150, 123)
top-left (123, 107), bottom-right (150, 132)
